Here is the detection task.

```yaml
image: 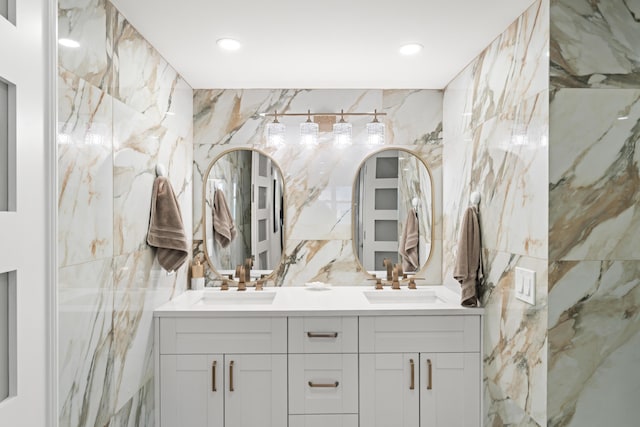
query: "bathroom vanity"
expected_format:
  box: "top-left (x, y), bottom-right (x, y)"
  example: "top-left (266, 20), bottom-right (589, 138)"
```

top-left (154, 286), bottom-right (482, 427)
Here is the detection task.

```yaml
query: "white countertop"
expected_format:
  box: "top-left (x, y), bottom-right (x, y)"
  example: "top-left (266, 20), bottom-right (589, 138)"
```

top-left (153, 285), bottom-right (484, 317)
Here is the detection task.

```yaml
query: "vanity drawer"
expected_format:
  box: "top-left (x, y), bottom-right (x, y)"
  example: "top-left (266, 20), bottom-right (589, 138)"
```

top-left (289, 354), bottom-right (358, 414)
top-left (359, 315), bottom-right (480, 353)
top-left (159, 317), bottom-right (287, 354)
top-left (288, 316), bottom-right (358, 353)
top-left (289, 414), bottom-right (358, 427)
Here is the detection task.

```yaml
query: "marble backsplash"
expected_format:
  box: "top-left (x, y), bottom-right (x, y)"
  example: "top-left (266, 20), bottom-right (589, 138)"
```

top-left (443, 0), bottom-right (549, 425)
top-left (57, 1), bottom-right (193, 426)
top-left (193, 89), bottom-right (444, 286)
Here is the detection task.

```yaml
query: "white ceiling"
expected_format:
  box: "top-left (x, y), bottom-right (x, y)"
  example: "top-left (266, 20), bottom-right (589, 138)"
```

top-left (110, 0), bottom-right (535, 89)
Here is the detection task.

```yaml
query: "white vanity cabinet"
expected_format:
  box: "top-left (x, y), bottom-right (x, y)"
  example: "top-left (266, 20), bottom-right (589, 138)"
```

top-left (154, 288), bottom-right (483, 427)
top-left (157, 317), bottom-right (287, 427)
top-left (359, 315), bottom-right (481, 427)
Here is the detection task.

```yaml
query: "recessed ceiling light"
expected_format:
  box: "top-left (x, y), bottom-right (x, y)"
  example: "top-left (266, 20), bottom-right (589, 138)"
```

top-left (399, 43), bottom-right (423, 56)
top-left (58, 38), bottom-right (80, 48)
top-left (217, 38), bottom-right (242, 51)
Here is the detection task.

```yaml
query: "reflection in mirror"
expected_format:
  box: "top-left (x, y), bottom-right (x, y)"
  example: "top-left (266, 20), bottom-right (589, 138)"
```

top-left (354, 149), bottom-right (433, 278)
top-left (202, 149), bottom-right (284, 281)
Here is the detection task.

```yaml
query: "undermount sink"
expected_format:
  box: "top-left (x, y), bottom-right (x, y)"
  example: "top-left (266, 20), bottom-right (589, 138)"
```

top-left (199, 289), bottom-right (276, 305)
top-left (363, 289), bottom-right (442, 305)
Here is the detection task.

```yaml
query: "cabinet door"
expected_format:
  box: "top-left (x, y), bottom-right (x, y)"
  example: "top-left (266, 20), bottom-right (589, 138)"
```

top-left (360, 353), bottom-right (419, 427)
top-left (160, 354), bottom-right (223, 427)
top-left (420, 353), bottom-right (480, 427)
top-left (224, 354), bottom-right (287, 427)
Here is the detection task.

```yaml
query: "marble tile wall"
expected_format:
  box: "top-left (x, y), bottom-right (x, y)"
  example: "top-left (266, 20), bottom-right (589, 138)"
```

top-left (57, 1), bottom-right (193, 426)
top-left (442, 1), bottom-right (549, 425)
top-left (193, 89), bottom-right (443, 286)
top-left (548, 0), bottom-right (640, 424)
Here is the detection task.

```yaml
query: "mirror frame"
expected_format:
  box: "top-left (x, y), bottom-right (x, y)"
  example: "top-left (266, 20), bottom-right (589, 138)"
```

top-left (201, 147), bottom-right (287, 284)
top-left (351, 147), bottom-right (435, 280)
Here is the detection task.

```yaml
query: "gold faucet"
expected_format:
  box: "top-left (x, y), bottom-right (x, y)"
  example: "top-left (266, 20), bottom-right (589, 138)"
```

top-left (408, 277), bottom-right (417, 289)
top-left (244, 257), bottom-right (253, 283)
top-left (383, 258), bottom-right (393, 281)
top-left (391, 264), bottom-right (401, 290)
top-left (237, 265), bottom-right (246, 291)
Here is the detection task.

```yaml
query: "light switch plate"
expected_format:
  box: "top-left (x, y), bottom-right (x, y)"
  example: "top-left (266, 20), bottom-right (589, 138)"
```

top-left (515, 267), bottom-right (535, 305)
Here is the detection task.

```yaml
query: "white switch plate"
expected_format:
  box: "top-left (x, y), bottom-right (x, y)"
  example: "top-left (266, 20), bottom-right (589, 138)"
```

top-left (515, 267), bottom-right (535, 305)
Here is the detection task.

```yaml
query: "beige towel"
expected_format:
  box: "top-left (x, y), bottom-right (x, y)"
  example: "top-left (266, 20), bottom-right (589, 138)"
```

top-left (147, 176), bottom-right (189, 272)
top-left (213, 189), bottom-right (236, 248)
top-left (454, 206), bottom-right (483, 307)
top-left (399, 208), bottom-right (419, 272)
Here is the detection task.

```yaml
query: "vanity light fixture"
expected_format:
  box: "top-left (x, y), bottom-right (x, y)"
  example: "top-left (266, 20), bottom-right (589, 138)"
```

top-left (399, 43), bottom-right (423, 55)
top-left (366, 109), bottom-right (385, 145)
top-left (300, 110), bottom-right (319, 146)
top-left (266, 110), bottom-right (286, 147)
top-left (216, 38), bottom-right (242, 51)
top-left (262, 109), bottom-right (386, 146)
top-left (333, 109), bottom-right (352, 147)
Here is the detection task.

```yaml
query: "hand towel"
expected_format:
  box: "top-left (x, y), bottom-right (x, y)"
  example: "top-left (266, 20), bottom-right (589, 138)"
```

top-left (213, 188), bottom-right (236, 248)
top-left (453, 206), bottom-right (483, 307)
top-left (399, 208), bottom-right (419, 272)
top-left (147, 176), bottom-right (189, 272)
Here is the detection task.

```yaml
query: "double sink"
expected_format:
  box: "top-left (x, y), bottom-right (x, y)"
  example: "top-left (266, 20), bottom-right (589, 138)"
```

top-left (197, 285), bottom-right (446, 306)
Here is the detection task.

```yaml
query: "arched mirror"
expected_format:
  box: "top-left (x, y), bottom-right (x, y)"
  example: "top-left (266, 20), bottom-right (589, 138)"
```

top-left (353, 148), bottom-right (433, 278)
top-left (202, 148), bottom-right (285, 282)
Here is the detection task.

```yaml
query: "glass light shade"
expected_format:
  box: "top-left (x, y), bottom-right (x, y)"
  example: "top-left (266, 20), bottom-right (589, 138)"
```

top-left (333, 121), bottom-right (352, 146)
top-left (266, 122), bottom-right (286, 147)
top-left (300, 121), bottom-right (319, 146)
top-left (366, 121), bottom-right (385, 145)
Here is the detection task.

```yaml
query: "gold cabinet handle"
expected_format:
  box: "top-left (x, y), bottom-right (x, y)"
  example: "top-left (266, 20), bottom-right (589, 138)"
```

top-left (229, 361), bottom-right (234, 392)
top-left (409, 359), bottom-right (415, 390)
top-left (307, 332), bottom-right (338, 338)
top-left (426, 359), bottom-right (432, 390)
top-left (308, 381), bottom-right (339, 388)
top-left (212, 360), bottom-right (217, 392)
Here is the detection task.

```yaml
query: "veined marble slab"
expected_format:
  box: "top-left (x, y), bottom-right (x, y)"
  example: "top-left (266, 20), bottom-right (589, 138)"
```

top-left (551, 0), bottom-right (640, 89)
top-left (192, 88), bottom-right (443, 283)
top-left (58, 0), bottom-right (114, 91)
top-left (548, 260), bottom-right (640, 427)
top-left (550, 89), bottom-right (640, 261)
top-left (58, 69), bottom-right (114, 267)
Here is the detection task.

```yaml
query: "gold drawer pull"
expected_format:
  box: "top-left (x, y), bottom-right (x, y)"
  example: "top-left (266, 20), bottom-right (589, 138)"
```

top-left (308, 381), bottom-right (339, 388)
top-left (229, 361), bottom-right (234, 392)
top-left (307, 332), bottom-right (338, 338)
top-left (426, 359), bottom-right (432, 390)
top-left (212, 360), bottom-right (217, 392)
top-left (409, 359), bottom-right (415, 390)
